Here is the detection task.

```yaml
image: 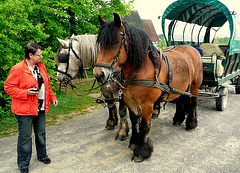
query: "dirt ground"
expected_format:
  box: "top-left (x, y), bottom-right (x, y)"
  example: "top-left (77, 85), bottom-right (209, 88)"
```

top-left (0, 85), bottom-right (240, 173)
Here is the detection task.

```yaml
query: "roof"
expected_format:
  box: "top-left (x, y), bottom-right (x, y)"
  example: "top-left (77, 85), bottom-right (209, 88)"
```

top-left (142, 19), bottom-right (159, 42)
top-left (123, 10), bottom-right (159, 42)
top-left (122, 10), bottom-right (146, 31)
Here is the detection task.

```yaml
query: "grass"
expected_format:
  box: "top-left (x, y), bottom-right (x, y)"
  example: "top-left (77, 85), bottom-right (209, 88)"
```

top-left (0, 116), bottom-right (19, 138)
top-left (47, 78), bottom-right (101, 125)
top-left (0, 77), bottom-right (101, 138)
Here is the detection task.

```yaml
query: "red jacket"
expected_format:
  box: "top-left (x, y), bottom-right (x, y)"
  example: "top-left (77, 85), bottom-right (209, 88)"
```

top-left (4, 58), bottom-right (57, 116)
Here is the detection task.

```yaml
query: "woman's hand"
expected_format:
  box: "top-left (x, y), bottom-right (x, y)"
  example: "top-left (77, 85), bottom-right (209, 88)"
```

top-left (53, 100), bottom-right (58, 106)
top-left (27, 89), bottom-right (39, 96)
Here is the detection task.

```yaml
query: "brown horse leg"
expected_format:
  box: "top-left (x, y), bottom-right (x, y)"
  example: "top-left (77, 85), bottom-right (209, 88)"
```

top-left (185, 97), bottom-right (198, 130)
top-left (152, 96), bottom-right (162, 119)
top-left (173, 95), bottom-right (187, 126)
top-left (105, 102), bottom-right (118, 130)
top-left (132, 117), bottom-right (153, 162)
top-left (115, 99), bottom-right (129, 141)
top-left (129, 106), bottom-right (154, 162)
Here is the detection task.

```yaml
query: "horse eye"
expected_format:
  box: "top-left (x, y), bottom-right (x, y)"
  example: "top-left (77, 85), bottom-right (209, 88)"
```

top-left (115, 41), bottom-right (120, 45)
top-left (62, 46), bottom-right (68, 49)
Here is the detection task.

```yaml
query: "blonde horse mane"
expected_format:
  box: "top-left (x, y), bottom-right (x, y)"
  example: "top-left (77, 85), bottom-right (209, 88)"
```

top-left (73, 34), bottom-right (99, 68)
top-left (55, 34), bottom-right (99, 68)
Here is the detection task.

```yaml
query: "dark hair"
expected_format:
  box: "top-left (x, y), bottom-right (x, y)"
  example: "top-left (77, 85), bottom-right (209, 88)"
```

top-left (24, 42), bottom-right (42, 59)
top-left (97, 21), bottom-right (160, 71)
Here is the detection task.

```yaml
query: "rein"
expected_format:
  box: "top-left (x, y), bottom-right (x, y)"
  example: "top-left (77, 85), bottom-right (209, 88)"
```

top-left (60, 76), bottom-right (101, 97)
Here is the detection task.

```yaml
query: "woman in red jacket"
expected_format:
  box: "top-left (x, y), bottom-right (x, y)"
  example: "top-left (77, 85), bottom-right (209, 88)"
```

top-left (4, 42), bottom-right (58, 173)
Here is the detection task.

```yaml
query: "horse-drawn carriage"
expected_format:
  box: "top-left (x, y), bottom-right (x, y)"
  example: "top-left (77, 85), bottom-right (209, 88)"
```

top-left (161, 0), bottom-right (240, 110)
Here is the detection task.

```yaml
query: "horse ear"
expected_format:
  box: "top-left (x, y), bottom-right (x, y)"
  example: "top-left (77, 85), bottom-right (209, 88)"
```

top-left (71, 33), bottom-right (75, 38)
top-left (113, 13), bottom-right (122, 28)
top-left (57, 37), bottom-right (68, 47)
top-left (98, 15), bottom-right (106, 26)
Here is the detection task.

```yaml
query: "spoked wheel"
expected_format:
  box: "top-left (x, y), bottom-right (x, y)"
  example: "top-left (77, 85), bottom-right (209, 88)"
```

top-left (216, 86), bottom-right (228, 111)
top-left (235, 77), bottom-right (240, 94)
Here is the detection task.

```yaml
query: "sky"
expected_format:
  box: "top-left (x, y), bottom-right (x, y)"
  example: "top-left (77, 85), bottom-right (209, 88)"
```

top-left (132, 0), bottom-right (240, 36)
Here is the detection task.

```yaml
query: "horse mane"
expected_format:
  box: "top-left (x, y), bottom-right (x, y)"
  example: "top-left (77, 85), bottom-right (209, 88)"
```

top-left (55, 35), bottom-right (99, 68)
top-left (97, 21), bottom-right (160, 71)
top-left (74, 34), bottom-right (99, 68)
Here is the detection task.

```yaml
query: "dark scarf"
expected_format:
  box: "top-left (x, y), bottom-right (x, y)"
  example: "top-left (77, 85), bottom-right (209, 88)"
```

top-left (34, 65), bottom-right (44, 111)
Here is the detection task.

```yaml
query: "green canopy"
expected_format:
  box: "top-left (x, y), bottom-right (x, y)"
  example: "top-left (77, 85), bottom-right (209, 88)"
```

top-left (162, 0), bottom-right (240, 55)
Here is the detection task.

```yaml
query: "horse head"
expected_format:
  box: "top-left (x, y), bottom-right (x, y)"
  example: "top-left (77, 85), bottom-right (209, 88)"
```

top-left (93, 13), bottom-right (128, 84)
top-left (94, 13), bottom-right (151, 85)
top-left (55, 34), bottom-right (83, 83)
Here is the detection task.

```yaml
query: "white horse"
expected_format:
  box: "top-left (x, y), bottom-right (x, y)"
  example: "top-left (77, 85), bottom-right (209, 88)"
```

top-left (55, 34), bottom-right (129, 140)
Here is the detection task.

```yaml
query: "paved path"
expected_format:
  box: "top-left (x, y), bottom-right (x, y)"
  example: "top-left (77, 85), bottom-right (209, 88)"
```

top-left (0, 85), bottom-right (240, 173)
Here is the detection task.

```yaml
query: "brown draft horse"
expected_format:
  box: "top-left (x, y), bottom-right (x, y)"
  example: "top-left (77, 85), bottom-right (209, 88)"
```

top-left (93, 13), bottom-right (203, 162)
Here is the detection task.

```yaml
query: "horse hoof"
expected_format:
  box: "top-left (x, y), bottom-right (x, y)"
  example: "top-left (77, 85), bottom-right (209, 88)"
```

top-left (186, 124), bottom-right (197, 131)
top-left (173, 122), bottom-right (182, 126)
top-left (129, 144), bottom-right (136, 150)
top-left (105, 125), bottom-right (114, 130)
top-left (186, 127), bottom-right (196, 131)
top-left (132, 155), bottom-right (144, 162)
top-left (186, 119), bottom-right (197, 130)
top-left (115, 135), bottom-right (126, 141)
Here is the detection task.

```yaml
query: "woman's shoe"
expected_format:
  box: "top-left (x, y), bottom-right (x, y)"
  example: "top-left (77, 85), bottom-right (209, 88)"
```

top-left (39, 158), bottom-right (51, 164)
top-left (20, 168), bottom-right (29, 173)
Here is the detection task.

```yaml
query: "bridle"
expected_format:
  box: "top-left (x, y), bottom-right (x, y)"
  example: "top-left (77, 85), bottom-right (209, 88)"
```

top-left (57, 37), bottom-right (82, 81)
top-left (57, 37), bottom-right (99, 96)
top-left (94, 26), bottom-right (128, 80)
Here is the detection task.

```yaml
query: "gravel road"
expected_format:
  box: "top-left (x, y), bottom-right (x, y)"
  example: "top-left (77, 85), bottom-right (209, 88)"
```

top-left (0, 85), bottom-right (240, 173)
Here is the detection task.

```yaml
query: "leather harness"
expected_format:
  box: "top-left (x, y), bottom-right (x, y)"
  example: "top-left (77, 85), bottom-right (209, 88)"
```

top-left (112, 49), bottom-right (194, 99)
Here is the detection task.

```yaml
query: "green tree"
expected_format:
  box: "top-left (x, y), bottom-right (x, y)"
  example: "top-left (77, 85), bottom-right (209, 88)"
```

top-left (158, 34), bottom-right (167, 49)
top-left (214, 37), bottom-right (230, 45)
top-left (0, 0), bottom-right (134, 118)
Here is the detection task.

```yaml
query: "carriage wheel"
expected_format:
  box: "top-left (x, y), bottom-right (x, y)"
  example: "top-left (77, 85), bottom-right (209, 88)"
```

top-left (216, 86), bottom-right (228, 111)
top-left (235, 77), bottom-right (240, 94)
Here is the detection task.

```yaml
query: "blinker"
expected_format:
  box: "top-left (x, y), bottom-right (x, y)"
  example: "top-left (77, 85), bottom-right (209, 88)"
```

top-left (58, 53), bottom-right (69, 63)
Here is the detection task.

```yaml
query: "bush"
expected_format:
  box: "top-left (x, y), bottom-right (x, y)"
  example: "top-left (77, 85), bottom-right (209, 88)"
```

top-left (0, 0), bottom-right (133, 119)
